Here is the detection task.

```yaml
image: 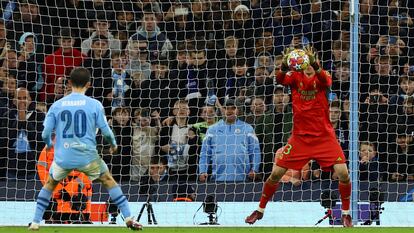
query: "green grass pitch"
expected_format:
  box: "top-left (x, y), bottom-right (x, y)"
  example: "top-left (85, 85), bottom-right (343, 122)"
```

top-left (1, 227), bottom-right (414, 233)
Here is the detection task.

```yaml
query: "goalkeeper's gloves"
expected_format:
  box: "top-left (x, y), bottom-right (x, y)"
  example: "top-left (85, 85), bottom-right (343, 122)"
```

top-left (304, 45), bottom-right (322, 73)
top-left (281, 47), bottom-right (292, 73)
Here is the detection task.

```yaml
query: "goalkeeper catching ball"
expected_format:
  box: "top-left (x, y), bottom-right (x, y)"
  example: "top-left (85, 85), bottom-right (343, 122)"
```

top-left (245, 46), bottom-right (353, 227)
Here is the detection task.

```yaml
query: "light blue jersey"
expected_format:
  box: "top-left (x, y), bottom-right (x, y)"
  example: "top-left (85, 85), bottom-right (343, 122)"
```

top-left (42, 92), bottom-right (117, 169)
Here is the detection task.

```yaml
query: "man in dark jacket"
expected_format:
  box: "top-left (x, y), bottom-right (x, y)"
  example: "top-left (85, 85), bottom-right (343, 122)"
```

top-left (82, 35), bottom-right (112, 103)
top-left (0, 88), bottom-right (44, 179)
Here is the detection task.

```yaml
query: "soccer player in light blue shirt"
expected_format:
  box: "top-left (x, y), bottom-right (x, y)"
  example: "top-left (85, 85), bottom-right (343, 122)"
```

top-left (29, 68), bottom-right (142, 231)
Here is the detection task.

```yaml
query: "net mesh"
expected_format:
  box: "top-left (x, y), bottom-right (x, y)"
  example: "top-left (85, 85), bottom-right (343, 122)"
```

top-left (0, 0), bottom-right (413, 226)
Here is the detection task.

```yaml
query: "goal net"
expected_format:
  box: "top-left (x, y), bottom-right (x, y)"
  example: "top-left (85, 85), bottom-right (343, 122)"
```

top-left (0, 0), bottom-right (413, 227)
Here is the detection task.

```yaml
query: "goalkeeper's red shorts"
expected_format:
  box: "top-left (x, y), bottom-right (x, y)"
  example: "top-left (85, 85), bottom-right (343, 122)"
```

top-left (275, 132), bottom-right (346, 171)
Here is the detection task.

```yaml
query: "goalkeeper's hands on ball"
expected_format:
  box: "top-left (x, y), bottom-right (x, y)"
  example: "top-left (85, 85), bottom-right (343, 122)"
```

top-left (304, 45), bottom-right (321, 73)
top-left (281, 47), bottom-right (294, 73)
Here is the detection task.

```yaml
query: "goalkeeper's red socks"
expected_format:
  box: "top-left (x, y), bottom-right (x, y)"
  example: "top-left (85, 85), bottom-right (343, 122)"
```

top-left (339, 180), bottom-right (351, 215)
top-left (258, 180), bottom-right (279, 212)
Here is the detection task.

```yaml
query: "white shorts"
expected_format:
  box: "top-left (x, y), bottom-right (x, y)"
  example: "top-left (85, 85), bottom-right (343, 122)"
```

top-left (49, 159), bottom-right (109, 181)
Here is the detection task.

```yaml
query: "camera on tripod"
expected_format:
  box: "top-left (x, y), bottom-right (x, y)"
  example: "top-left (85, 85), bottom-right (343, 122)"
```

top-left (362, 187), bottom-right (384, 225)
top-left (200, 195), bottom-right (219, 225)
top-left (315, 190), bottom-right (338, 225)
top-left (106, 199), bottom-right (119, 224)
top-left (137, 181), bottom-right (158, 225)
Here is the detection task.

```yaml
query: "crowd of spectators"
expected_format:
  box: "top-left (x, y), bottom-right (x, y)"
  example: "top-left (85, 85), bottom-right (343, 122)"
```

top-left (0, 0), bottom-right (413, 187)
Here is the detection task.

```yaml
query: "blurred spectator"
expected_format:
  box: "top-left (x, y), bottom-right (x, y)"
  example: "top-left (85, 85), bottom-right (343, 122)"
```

top-left (255, 86), bottom-right (292, 179)
top-left (254, 51), bottom-right (274, 74)
top-left (326, 40), bottom-right (350, 71)
top-left (82, 35), bottom-right (112, 103)
top-left (244, 96), bottom-right (267, 126)
top-left (359, 0), bottom-right (380, 45)
top-left (84, 0), bottom-right (114, 20)
top-left (385, 128), bottom-right (414, 182)
top-left (215, 36), bottom-right (239, 99)
top-left (105, 51), bottom-right (131, 114)
top-left (199, 99), bottom-right (261, 182)
top-left (225, 4), bottom-right (255, 61)
top-left (16, 32), bottom-right (44, 101)
top-left (332, 62), bottom-right (350, 100)
top-left (187, 105), bottom-right (218, 180)
top-left (329, 100), bottom-right (349, 157)
top-left (131, 0), bottom-right (162, 21)
top-left (359, 141), bottom-right (381, 182)
top-left (361, 56), bottom-right (399, 101)
top-left (125, 71), bottom-right (144, 109)
top-left (360, 86), bottom-right (394, 153)
top-left (189, 0), bottom-right (217, 40)
top-left (43, 29), bottom-right (83, 102)
top-left (159, 100), bottom-right (193, 182)
top-left (56, 0), bottom-right (89, 40)
top-left (249, 0), bottom-right (275, 30)
top-left (271, 2), bottom-right (311, 54)
top-left (176, 47), bottom-right (210, 123)
top-left (0, 67), bottom-right (6, 84)
top-left (138, 156), bottom-right (167, 195)
top-left (45, 77), bottom-right (65, 109)
top-left (81, 12), bottom-right (121, 55)
top-left (126, 40), bottom-right (151, 80)
top-left (254, 30), bottom-right (275, 56)
top-left (245, 66), bottom-right (274, 105)
top-left (171, 42), bottom-right (188, 67)
top-left (0, 19), bottom-right (7, 57)
top-left (0, 73), bottom-right (16, 179)
top-left (220, 57), bottom-right (254, 102)
top-left (391, 96), bottom-right (414, 141)
top-left (0, 87), bottom-right (44, 179)
top-left (164, 3), bottom-right (195, 45)
top-left (168, 42), bottom-right (188, 85)
top-left (106, 107), bottom-right (132, 182)
top-left (289, 34), bottom-right (312, 50)
top-left (6, 0), bottom-right (53, 54)
top-left (131, 108), bottom-right (160, 182)
top-left (389, 75), bottom-right (414, 105)
top-left (113, 3), bottom-right (138, 47)
top-left (139, 58), bottom-right (176, 118)
top-left (226, 0), bottom-right (242, 12)
top-left (129, 10), bottom-right (173, 62)
top-left (0, 72), bottom-right (16, 116)
top-left (1, 49), bottom-right (18, 73)
top-left (188, 105), bottom-right (217, 145)
top-left (386, 36), bottom-right (408, 68)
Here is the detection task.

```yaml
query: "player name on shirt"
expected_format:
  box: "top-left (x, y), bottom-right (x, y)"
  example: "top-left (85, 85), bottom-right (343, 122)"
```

top-left (298, 81), bottom-right (318, 101)
top-left (61, 100), bottom-right (86, 107)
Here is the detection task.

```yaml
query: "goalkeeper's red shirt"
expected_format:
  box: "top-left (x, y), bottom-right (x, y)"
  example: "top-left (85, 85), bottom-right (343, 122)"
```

top-left (276, 69), bottom-right (333, 136)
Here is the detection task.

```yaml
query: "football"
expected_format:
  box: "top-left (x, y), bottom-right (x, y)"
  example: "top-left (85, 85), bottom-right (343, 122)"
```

top-left (287, 49), bottom-right (310, 71)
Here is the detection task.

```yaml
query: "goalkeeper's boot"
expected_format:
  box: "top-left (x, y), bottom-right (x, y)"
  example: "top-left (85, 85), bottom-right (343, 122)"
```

top-left (341, 214), bottom-right (353, 227)
top-left (28, 222), bottom-right (39, 231)
top-left (125, 217), bottom-right (143, 231)
top-left (245, 210), bottom-right (263, 224)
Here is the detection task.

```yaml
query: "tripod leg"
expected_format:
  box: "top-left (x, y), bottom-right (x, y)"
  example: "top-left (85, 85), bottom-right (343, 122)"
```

top-left (147, 203), bottom-right (152, 225)
top-left (148, 204), bottom-right (157, 225)
top-left (137, 203), bottom-right (147, 222)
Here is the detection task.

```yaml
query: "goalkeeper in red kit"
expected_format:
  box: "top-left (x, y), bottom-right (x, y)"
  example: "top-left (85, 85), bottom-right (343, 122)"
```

top-left (245, 46), bottom-right (353, 227)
